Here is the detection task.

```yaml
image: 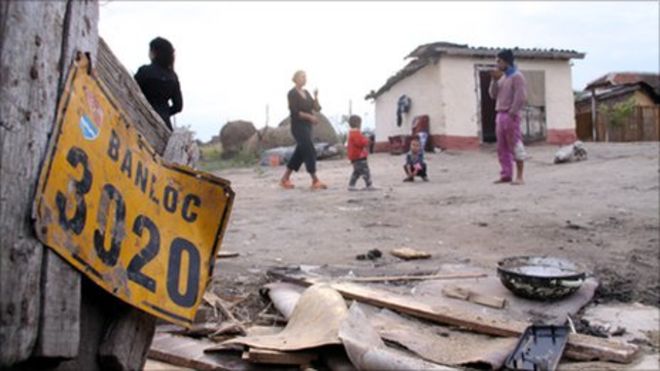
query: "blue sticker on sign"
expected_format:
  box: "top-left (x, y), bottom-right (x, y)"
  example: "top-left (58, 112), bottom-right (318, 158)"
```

top-left (79, 114), bottom-right (99, 140)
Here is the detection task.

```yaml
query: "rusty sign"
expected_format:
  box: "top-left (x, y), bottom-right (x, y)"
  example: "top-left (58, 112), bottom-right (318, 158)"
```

top-left (34, 55), bottom-right (234, 327)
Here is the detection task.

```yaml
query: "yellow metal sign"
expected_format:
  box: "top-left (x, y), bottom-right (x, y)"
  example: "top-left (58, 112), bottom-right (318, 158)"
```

top-left (34, 55), bottom-right (234, 327)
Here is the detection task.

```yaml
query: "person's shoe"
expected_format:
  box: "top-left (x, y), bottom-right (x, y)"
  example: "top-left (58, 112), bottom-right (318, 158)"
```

top-left (279, 179), bottom-right (295, 189)
top-left (348, 185), bottom-right (358, 191)
top-left (365, 185), bottom-right (378, 191)
top-left (311, 180), bottom-right (328, 190)
top-left (422, 176), bottom-right (429, 182)
top-left (403, 177), bottom-right (414, 182)
top-left (493, 177), bottom-right (512, 184)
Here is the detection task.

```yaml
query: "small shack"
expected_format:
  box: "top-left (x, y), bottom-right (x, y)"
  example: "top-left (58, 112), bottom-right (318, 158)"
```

top-left (575, 72), bottom-right (660, 142)
top-left (366, 42), bottom-right (585, 151)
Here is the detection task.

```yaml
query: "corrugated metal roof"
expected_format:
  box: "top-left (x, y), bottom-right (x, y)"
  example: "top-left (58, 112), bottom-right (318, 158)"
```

top-left (366, 41), bottom-right (585, 100)
top-left (407, 42), bottom-right (585, 60)
top-left (585, 72), bottom-right (659, 93)
top-left (575, 83), bottom-right (660, 104)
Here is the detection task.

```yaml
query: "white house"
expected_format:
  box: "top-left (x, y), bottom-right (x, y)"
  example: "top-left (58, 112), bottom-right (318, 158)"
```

top-left (366, 42), bottom-right (585, 151)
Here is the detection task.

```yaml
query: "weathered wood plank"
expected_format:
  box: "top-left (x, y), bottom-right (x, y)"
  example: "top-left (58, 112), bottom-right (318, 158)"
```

top-left (96, 38), bottom-right (171, 155)
top-left (345, 272), bottom-right (487, 283)
top-left (163, 127), bottom-right (200, 168)
top-left (243, 348), bottom-right (317, 365)
top-left (53, 279), bottom-right (110, 371)
top-left (149, 333), bottom-right (294, 371)
top-left (442, 285), bottom-right (507, 309)
top-left (98, 304), bottom-right (157, 371)
top-left (0, 0), bottom-right (68, 366)
top-left (33, 252), bottom-right (82, 359)
top-left (268, 271), bottom-right (640, 363)
top-left (33, 0), bottom-right (99, 358)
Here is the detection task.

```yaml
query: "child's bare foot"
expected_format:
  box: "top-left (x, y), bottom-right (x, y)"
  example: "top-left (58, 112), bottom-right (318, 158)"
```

top-left (511, 179), bottom-right (525, 185)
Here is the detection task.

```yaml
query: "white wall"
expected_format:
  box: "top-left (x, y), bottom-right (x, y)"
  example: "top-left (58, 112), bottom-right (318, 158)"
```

top-left (438, 56), bottom-right (482, 137)
top-left (373, 55), bottom-right (577, 142)
top-left (516, 59), bottom-right (576, 131)
top-left (373, 63), bottom-right (442, 142)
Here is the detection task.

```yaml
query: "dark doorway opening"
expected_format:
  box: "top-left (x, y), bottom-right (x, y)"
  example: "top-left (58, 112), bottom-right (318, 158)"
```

top-left (479, 71), bottom-right (497, 143)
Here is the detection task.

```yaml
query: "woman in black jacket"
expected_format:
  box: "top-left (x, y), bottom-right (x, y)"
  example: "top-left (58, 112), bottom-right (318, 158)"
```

top-left (279, 70), bottom-right (327, 190)
top-left (134, 37), bottom-right (183, 131)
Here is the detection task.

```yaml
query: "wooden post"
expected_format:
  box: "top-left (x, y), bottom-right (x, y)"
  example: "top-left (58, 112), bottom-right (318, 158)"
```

top-left (1, 2), bottom-right (174, 369)
top-left (590, 89), bottom-right (597, 141)
top-left (0, 1), bottom-right (70, 365)
top-left (34, 0), bottom-right (99, 359)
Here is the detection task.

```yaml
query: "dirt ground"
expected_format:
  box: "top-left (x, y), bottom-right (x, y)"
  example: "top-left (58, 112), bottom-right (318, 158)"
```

top-left (209, 142), bottom-right (659, 308)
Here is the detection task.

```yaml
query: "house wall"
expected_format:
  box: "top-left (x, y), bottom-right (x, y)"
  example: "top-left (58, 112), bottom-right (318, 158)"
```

top-left (435, 55), bottom-right (482, 149)
top-left (516, 59), bottom-right (577, 144)
top-left (373, 55), bottom-right (579, 151)
top-left (631, 91), bottom-right (655, 107)
top-left (373, 63), bottom-right (442, 152)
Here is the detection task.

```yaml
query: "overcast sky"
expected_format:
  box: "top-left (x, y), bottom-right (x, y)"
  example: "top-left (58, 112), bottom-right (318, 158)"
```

top-left (99, 1), bottom-right (658, 141)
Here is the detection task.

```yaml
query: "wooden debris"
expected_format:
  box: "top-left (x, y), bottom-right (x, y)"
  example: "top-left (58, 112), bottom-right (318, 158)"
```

top-left (257, 313), bottom-right (288, 323)
top-left (211, 322), bottom-right (246, 337)
top-left (242, 348), bottom-right (318, 365)
top-left (268, 271), bottom-right (639, 364)
top-left (98, 301), bottom-right (157, 370)
top-left (345, 272), bottom-right (487, 283)
top-left (442, 286), bottom-right (507, 309)
top-left (203, 291), bottom-right (247, 335)
top-left (96, 38), bottom-right (171, 153)
top-left (144, 358), bottom-right (193, 371)
top-left (149, 333), bottom-right (264, 371)
top-left (217, 250), bottom-right (240, 259)
top-left (390, 247), bottom-right (431, 260)
top-left (171, 322), bottom-right (220, 337)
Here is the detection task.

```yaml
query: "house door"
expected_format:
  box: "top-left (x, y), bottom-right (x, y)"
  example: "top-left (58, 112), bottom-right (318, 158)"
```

top-left (479, 71), bottom-right (497, 143)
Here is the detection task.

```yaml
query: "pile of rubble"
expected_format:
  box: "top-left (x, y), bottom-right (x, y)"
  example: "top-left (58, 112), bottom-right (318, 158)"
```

top-left (146, 263), bottom-right (657, 370)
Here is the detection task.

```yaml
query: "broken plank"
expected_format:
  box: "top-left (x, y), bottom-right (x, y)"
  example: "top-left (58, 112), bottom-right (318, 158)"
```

top-left (217, 251), bottom-right (240, 259)
top-left (442, 286), bottom-right (506, 309)
top-left (144, 358), bottom-right (193, 371)
top-left (150, 333), bottom-right (296, 371)
top-left (390, 247), bottom-right (431, 260)
top-left (97, 295), bottom-right (157, 371)
top-left (243, 348), bottom-right (318, 365)
top-left (345, 272), bottom-right (487, 283)
top-left (268, 271), bottom-right (639, 364)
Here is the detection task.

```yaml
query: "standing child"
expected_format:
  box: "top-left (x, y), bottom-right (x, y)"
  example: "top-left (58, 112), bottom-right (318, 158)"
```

top-left (403, 137), bottom-right (428, 182)
top-left (347, 115), bottom-right (374, 190)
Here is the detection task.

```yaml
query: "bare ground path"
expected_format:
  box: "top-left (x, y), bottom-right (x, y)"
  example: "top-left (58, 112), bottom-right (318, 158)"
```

top-left (211, 142), bottom-right (659, 306)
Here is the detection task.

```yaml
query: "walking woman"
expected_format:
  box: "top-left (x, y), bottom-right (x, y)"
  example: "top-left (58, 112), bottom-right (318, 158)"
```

top-left (134, 37), bottom-right (183, 131)
top-left (279, 70), bottom-right (327, 190)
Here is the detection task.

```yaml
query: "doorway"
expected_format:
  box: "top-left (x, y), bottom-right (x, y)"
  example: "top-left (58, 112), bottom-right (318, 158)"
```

top-left (479, 70), bottom-right (497, 143)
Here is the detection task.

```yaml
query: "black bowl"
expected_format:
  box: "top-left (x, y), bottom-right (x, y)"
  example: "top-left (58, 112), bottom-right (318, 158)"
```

top-left (497, 256), bottom-right (586, 301)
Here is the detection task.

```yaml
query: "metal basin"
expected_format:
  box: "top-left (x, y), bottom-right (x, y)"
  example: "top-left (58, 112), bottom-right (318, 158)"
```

top-left (497, 256), bottom-right (586, 301)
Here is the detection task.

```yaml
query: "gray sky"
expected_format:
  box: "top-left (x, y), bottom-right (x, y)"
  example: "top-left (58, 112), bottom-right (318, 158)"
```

top-left (100, 1), bottom-right (658, 141)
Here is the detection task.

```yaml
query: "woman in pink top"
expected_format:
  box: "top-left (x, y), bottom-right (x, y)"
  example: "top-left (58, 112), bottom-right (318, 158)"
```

top-left (488, 49), bottom-right (528, 185)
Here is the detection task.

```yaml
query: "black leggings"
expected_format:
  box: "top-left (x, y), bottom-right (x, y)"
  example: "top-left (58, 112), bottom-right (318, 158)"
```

top-left (287, 123), bottom-right (316, 174)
